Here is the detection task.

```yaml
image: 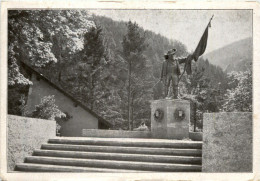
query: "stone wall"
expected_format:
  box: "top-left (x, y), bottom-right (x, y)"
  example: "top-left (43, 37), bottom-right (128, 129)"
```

top-left (82, 129), bottom-right (202, 140)
top-left (82, 129), bottom-right (151, 138)
top-left (7, 115), bottom-right (56, 171)
top-left (202, 112), bottom-right (252, 172)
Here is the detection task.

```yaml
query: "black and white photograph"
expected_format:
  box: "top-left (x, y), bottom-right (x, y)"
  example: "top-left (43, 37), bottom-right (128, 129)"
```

top-left (1, 1), bottom-right (259, 180)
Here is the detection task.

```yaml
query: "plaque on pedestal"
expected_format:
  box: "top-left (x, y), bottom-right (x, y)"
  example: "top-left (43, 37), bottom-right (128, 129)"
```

top-left (151, 99), bottom-right (190, 140)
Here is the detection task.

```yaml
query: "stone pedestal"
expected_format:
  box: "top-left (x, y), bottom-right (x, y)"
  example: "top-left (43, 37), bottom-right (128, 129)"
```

top-left (151, 99), bottom-right (190, 140)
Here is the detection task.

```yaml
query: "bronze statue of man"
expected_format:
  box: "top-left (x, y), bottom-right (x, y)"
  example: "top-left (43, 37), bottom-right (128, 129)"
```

top-left (161, 49), bottom-right (194, 99)
top-left (159, 16), bottom-right (214, 99)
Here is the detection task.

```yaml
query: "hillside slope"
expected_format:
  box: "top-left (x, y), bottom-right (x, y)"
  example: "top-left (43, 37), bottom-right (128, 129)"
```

top-left (203, 37), bottom-right (252, 72)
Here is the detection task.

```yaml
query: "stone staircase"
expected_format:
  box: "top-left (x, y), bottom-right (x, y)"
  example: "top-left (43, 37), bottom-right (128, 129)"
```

top-left (15, 137), bottom-right (202, 172)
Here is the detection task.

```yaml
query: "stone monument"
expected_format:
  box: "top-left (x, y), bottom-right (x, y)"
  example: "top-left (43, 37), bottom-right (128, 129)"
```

top-left (151, 16), bottom-right (213, 139)
top-left (151, 49), bottom-right (194, 140)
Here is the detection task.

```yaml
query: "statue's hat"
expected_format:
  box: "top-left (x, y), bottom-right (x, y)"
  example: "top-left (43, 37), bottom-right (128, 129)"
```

top-left (164, 48), bottom-right (177, 59)
top-left (169, 48), bottom-right (177, 55)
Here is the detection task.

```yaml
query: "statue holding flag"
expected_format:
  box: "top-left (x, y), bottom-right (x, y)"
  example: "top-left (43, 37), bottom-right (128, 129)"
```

top-left (161, 49), bottom-right (194, 99)
top-left (160, 15), bottom-right (214, 99)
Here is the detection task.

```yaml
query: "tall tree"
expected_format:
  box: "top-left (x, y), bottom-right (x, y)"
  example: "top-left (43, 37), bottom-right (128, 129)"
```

top-left (79, 25), bottom-right (108, 110)
top-left (122, 21), bottom-right (150, 130)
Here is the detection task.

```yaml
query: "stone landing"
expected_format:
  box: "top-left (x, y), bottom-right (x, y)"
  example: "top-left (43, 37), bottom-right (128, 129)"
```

top-left (151, 99), bottom-right (190, 140)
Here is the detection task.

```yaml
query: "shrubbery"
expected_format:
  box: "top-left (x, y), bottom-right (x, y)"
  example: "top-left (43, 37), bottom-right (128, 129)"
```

top-left (28, 95), bottom-right (65, 135)
top-left (30, 95), bottom-right (65, 120)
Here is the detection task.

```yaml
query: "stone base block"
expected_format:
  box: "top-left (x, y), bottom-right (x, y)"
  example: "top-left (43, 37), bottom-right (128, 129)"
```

top-left (151, 99), bottom-right (190, 140)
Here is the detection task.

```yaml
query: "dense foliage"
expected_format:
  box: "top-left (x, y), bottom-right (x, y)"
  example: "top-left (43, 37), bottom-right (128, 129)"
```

top-left (29, 95), bottom-right (65, 121)
top-left (75, 25), bottom-right (109, 110)
top-left (222, 70), bottom-right (252, 112)
top-left (8, 10), bottom-right (94, 85)
top-left (8, 11), bottom-right (252, 131)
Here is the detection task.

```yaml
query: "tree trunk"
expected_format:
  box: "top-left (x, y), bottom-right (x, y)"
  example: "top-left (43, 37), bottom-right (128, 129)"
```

top-left (90, 73), bottom-right (95, 110)
top-left (58, 36), bottom-right (63, 82)
top-left (193, 101), bottom-right (197, 132)
top-left (58, 71), bottom-right (62, 82)
top-left (128, 61), bottom-right (132, 130)
top-left (131, 93), bottom-right (134, 129)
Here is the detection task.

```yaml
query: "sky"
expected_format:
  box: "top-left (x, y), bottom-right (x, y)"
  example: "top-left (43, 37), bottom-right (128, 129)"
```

top-left (89, 9), bottom-right (252, 54)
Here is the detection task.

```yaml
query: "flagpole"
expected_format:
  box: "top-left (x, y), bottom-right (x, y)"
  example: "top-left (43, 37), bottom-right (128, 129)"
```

top-left (208, 15), bottom-right (214, 26)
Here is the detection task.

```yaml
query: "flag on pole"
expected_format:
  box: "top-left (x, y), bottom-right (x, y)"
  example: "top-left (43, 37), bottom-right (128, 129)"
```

top-left (193, 26), bottom-right (209, 62)
top-left (193, 15), bottom-right (214, 62)
top-left (185, 15), bottom-right (214, 75)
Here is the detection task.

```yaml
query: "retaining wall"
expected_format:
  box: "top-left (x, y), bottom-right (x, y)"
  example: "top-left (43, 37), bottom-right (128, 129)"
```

top-left (82, 129), bottom-right (152, 138)
top-left (202, 112), bottom-right (252, 172)
top-left (7, 115), bottom-right (56, 171)
top-left (82, 129), bottom-right (203, 141)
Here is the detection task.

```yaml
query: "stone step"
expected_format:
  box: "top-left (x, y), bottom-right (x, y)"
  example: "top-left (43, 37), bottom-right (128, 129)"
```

top-left (33, 149), bottom-right (202, 164)
top-left (15, 163), bottom-right (148, 172)
top-left (48, 137), bottom-right (202, 149)
top-left (41, 144), bottom-right (202, 156)
top-left (25, 156), bottom-right (202, 172)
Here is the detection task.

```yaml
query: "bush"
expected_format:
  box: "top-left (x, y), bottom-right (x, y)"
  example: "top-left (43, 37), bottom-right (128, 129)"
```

top-left (30, 95), bottom-right (66, 120)
top-left (29, 95), bottom-right (65, 136)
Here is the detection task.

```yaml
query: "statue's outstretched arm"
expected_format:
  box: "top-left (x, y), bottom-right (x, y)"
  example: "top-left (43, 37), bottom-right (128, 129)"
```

top-left (175, 57), bottom-right (187, 64)
top-left (176, 54), bottom-right (194, 64)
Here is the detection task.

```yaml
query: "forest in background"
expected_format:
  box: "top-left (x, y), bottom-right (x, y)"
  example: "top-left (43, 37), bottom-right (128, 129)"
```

top-left (8, 10), bottom-right (252, 131)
